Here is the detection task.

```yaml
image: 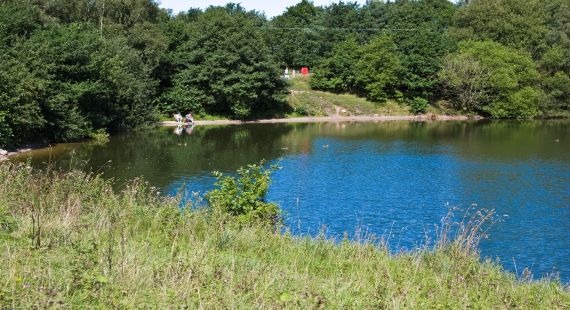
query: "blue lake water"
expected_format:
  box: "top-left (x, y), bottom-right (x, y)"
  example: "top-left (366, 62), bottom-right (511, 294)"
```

top-left (13, 120), bottom-right (570, 282)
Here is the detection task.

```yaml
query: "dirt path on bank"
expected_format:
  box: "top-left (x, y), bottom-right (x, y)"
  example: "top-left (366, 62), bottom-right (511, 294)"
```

top-left (160, 114), bottom-right (482, 127)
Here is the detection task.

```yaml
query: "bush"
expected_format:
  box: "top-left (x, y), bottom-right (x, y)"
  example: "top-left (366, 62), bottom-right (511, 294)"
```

top-left (485, 87), bottom-right (543, 119)
top-left (206, 161), bottom-right (281, 226)
top-left (88, 129), bottom-right (110, 145)
top-left (409, 97), bottom-right (429, 114)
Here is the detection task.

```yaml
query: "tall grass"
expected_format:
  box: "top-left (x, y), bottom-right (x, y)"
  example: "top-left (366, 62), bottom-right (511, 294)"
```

top-left (0, 163), bottom-right (568, 308)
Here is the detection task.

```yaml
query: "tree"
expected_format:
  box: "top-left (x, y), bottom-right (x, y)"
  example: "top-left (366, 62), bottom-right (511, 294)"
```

top-left (543, 72), bottom-right (570, 113)
top-left (162, 5), bottom-right (287, 118)
top-left (319, 2), bottom-right (365, 53)
top-left (266, 0), bottom-right (324, 68)
top-left (310, 36), bottom-right (361, 93)
top-left (0, 51), bottom-right (45, 146)
top-left (385, 0), bottom-right (457, 98)
top-left (355, 35), bottom-right (401, 102)
top-left (310, 34), bottom-right (400, 102)
top-left (0, 0), bottom-right (44, 47)
top-left (453, 0), bottom-right (549, 59)
top-left (438, 53), bottom-right (491, 112)
top-left (543, 0), bottom-right (570, 74)
top-left (439, 41), bottom-right (543, 118)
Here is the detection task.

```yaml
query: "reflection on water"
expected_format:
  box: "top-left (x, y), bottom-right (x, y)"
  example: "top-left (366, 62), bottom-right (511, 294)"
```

top-left (11, 120), bottom-right (570, 281)
top-left (173, 124), bottom-right (195, 136)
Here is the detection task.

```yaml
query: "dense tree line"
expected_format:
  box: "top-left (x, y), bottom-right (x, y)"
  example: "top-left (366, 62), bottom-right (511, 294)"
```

top-left (1, 0), bottom-right (569, 148)
top-left (306, 0), bottom-right (570, 118)
top-left (0, 0), bottom-right (286, 148)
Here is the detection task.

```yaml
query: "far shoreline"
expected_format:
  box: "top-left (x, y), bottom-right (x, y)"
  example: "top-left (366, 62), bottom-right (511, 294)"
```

top-left (1, 114), bottom-right (483, 162)
top-left (160, 114), bottom-right (484, 127)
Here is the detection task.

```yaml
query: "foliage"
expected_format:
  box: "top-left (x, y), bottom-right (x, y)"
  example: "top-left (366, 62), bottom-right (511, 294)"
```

top-left (439, 41), bottom-right (543, 118)
top-left (1, 0), bottom-right (570, 148)
top-left (0, 205), bottom-right (17, 233)
top-left (162, 5), bottom-right (288, 118)
top-left (311, 35), bottom-right (400, 103)
top-left (266, 0), bottom-right (324, 68)
top-left (409, 97), bottom-right (429, 115)
top-left (453, 0), bottom-right (549, 59)
top-left (88, 129), bottom-right (110, 145)
top-left (385, 0), bottom-right (457, 98)
top-left (0, 1), bottom-right (158, 147)
top-left (310, 37), bottom-right (361, 93)
top-left (487, 87), bottom-right (543, 119)
top-left (355, 35), bottom-right (401, 102)
top-left (206, 161), bottom-right (281, 226)
top-left (0, 50), bottom-right (44, 146)
top-left (438, 53), bottom-right (491, 112)
top-left (0, 163), bottom-right (569, 308)
top-left (544, 72), bottom-right (570, 112)
top-left (318, 2), bottom-right (366, 55)
top-left (0, 113), bottom-right (11, 148)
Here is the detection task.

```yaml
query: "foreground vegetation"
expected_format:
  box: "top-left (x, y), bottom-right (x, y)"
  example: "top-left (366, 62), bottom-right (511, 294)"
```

top-left (0, 163), bottom-right (568, 308)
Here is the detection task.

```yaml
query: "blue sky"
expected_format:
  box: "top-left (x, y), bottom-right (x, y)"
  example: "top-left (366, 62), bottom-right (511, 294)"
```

top-left (158, 0), bottom-right (368, 17)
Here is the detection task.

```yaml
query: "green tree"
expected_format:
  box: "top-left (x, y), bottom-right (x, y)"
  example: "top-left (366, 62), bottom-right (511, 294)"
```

top-left (543, 0), bottom-right (570, 74)
top-left (319, 2), bottom-right (365, 54)
top-left (355, 35), bottom-right (401, 102)
top-left (0, 0), bottom-right (43, 47)
top-left (409, 97), bottom-right (429, 114)
top-left (385, 0), bottom-right (457, 98)
top-left (0, 50), bottom-right (45, 146)
top-left (14, 23), bottom-right (157, 141)
top-left (310, 36), bottom-right (361, 93)
top-left (453, 0), bottom-right (549, 59)
top-left (163, 5), bottom-right (287, 118)
top-left (438, 53), bottom-right (491, 112)
top-left (543, 72), bottom-right (570, 113)
top-left (266, 0), bottom-right (324, 68)
top-left (439, 41), bottom-right (543, 118)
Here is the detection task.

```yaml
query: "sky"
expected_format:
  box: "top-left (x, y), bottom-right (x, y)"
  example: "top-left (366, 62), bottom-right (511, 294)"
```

top-left (158, 0), bottom-right (368, 18)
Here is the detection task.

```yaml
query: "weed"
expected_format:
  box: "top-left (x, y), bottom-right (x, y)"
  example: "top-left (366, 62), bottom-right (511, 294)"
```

top-left (0, 163), bottom-right (568, 308)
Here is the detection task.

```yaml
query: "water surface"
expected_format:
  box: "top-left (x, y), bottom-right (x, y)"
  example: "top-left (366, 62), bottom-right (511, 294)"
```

top-left (12, 120), bottom-right (570, 281)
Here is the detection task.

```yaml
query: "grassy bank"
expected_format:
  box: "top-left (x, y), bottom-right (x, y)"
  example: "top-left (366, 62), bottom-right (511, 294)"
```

top-left (159, 76), bottom-right (465, 122)
top-left (0, 163), bottom-right (568, 308)
top-left (287, 76), bottom-right (462, 118)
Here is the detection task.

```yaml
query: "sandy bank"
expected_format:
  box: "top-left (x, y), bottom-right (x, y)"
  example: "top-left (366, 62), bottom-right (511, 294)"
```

top-left (0, 145), bottom-right (49, 162)
top-left (160, 114), bottom-right (482, 127)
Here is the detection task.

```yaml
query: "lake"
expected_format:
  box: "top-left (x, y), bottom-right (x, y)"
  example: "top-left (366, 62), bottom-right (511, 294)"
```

top-left (11, 120), bottom-right (570, 282)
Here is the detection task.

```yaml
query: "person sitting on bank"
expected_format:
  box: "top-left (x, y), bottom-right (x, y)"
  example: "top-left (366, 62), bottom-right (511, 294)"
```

top-left (185, 113), bottom-right (194, 123)
top-left (174, 113), bottom-right (182, 123)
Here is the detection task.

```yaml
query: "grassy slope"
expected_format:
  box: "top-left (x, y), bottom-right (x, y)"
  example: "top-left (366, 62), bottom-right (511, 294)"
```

top-left (160, 77), bottom-right (464, 121)
top-left (0, 163), bottom-right (568, 308)
top-left (287, 77), bottom-right (460, 117)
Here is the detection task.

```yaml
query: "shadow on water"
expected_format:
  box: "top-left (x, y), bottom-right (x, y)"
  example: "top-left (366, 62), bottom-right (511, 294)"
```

top-left (10, 120), bottom-right (570, 282)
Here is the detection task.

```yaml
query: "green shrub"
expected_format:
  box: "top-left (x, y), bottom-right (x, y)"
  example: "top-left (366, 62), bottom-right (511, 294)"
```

top-left (485, 86), bottom-right (543, 119)
top-left (206, 161), bottom-right (281, 226)
top-left (88, 129), bottom-right (110, 145)
top-left (409, 97), bottom-right (429, 114)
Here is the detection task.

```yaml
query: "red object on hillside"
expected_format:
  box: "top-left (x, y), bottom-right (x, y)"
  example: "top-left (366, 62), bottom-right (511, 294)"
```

top-left (301, 67), bottom-right (309, 75)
